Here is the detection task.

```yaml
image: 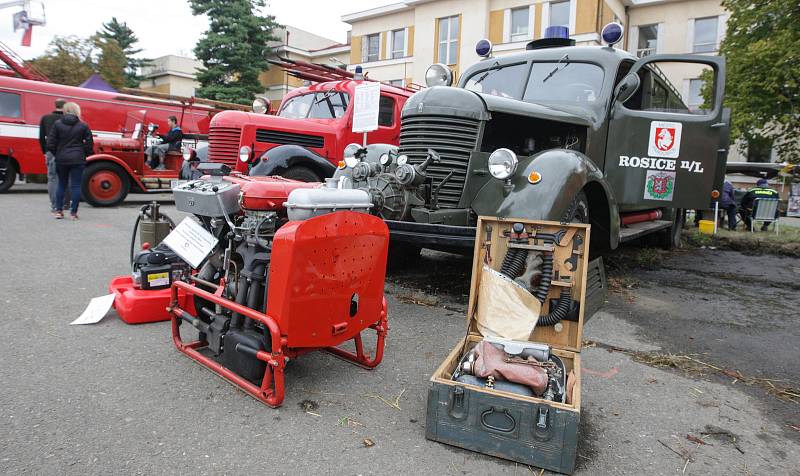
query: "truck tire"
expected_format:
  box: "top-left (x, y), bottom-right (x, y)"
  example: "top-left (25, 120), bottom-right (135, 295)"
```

top-left (82, 162), bottom-right (131, 207)
top-left (0, 157), bottom-right (17, 193)
top-left (283, 165), bottom-right (321, 182)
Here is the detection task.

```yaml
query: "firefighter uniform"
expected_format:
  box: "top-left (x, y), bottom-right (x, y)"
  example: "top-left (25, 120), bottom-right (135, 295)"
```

top-left (740, 183), bottom-right (780, 231)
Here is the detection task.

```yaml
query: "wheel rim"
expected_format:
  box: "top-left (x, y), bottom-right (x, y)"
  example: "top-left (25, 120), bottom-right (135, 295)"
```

top-left (89, 170), bottom-right (123, 201)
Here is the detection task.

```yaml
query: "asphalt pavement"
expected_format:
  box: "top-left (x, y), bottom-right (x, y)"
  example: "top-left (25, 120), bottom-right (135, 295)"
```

top-left (1, 184), bottom-right (798, 475)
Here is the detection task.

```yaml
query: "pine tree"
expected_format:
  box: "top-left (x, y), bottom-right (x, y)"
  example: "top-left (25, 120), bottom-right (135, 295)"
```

top-left (98, 17), bottom-right (150, 88)
top-left (94, 37), bottom-right (127, 89)
top-left (189, 0), bottom-right (278, 104)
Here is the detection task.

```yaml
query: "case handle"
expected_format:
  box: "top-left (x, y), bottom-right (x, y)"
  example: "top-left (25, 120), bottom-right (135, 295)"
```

top-left (480, 407), bottom-right (516, 433)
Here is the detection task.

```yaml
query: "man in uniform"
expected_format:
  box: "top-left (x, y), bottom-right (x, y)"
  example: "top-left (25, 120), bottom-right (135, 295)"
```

top-left (39, 99), bottom-right (66, 214)
top-left (740, 178), bottom-right (780, 231)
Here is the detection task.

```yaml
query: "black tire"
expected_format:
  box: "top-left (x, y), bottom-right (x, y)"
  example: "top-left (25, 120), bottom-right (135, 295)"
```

top-left (82, 162), bottom-right (131, 207)
top-left (0, 157), bottom-right (17, 193)
top-left (563, 191), bottom-right (590, 224)
top-left (387, 241), bottom-right (422, 270)
top-left (282, 165), bottom-right (321, 182)
top-left (662, 208), bottom-right (685, 250)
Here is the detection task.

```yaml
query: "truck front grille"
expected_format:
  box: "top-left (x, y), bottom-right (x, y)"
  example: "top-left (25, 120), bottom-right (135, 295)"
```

top-left (256, 129), bottom-right (324, 149)
top-left (208, 126), bottom-right (241, 166)
top-left (398, 115), bottom-right (480, 208)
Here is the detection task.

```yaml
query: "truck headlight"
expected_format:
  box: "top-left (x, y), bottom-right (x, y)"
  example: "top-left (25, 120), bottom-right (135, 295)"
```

top-left (239, 146), bottom-right (251, 162)
top-left (488, 148), bottom-right (518, 180)
top-left (425, 63), bottom-right (453, 87)
top-left (252, 97), bottom-right (269, 114)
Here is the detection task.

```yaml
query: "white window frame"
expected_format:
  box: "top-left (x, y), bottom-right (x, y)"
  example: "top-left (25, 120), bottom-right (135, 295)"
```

top-left (438, 15), bottom-right (459, 65)
top-left (505, 6), bottom-right (532, 43)
top-left (362, 33), bottom-right (381, 63)
top-left (541, 0), bottom-right (575, 35)
top-left (634, 23), bottom-right (660, 57)
top-left (689, 16), bottom-right (721, 53)
top-left (388, 28), bottom-right (406, 59)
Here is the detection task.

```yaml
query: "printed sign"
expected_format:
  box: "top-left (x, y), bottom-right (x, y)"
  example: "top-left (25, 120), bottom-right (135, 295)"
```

top-left (163, 217), bottom-right (219, 269)
top-left (648, 121), bottom-right (682, 158)
top-left (352, 82), bottom-right (381, 133)
top-left (644, 170), bottom-right (676, 201)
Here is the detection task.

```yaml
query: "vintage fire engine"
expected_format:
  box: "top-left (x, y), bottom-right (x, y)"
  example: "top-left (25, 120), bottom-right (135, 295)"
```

top-left (112, 164), bottom-right (389, 407)
top-left (333, 25), bottom-right (728, 255)
top-left (207, 59), bottom-right (414, 182)
top-left (0, 74), bottom-right (245, 197)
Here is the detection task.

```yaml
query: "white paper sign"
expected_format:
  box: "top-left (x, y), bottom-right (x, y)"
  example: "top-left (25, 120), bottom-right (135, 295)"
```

top-left (352, 82), bottom-right (381, 133)
top-left (71, 294), bottom-right (115, 325)
top-left (162, 217), bottom-right (219, 269)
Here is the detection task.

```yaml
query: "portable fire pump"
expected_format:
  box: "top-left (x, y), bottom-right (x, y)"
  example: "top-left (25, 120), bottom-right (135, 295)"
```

top-left (111, 163), bottom-right (390, 407)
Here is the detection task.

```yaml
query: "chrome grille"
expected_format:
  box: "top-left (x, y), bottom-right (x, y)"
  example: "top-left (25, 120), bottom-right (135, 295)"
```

top-left (398, 115), bottom-right (480, 208)
top-left (208, 126), bottom-right (241, 166)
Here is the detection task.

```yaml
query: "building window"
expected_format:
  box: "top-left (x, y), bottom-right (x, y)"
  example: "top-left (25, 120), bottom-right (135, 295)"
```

top-left (388, 79), bottom-right (404, 87)
top-left (693, 16), bottom-right (718, 53)
top-left (688, 78), bottom-right (705, 112)
top-left (637, 24), bottom-right (658, 57)
top-left (510, 7), bottom-right (530, 42)
top-left (391, 29), bottom-right (405, 59)
top-left (362, 33), bottom-right (380, 62)
top-left (438, 15), bottom-right (459, 65)
top-left (0, 91), bottom-right (21, 118)
top-left (549, 0), bottom-right (571, 28)
top-left (379, 96), bottom-right (395, 127)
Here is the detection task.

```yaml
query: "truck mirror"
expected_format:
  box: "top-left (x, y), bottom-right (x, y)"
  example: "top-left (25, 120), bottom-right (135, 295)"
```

top-left (614, 73), bottom-right (640, 105)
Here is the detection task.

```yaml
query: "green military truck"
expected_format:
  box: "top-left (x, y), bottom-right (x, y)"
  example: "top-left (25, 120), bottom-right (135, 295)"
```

top-left (334, 26), bottom-right (727, 256)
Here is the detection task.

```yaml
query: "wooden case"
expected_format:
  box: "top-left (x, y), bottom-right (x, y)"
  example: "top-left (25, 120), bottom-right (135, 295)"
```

top-left (425, 217), bottom-right (594, 475)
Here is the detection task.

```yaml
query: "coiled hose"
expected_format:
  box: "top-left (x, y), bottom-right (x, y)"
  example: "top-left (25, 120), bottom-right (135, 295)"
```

top-left (538, 289), bottom-right (572, 327)
top-left (500, 248), bottom-right (528, 278)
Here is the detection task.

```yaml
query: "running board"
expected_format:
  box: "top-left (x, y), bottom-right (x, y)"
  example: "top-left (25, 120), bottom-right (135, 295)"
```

top-left (619, 219), bottom-right (672, 242)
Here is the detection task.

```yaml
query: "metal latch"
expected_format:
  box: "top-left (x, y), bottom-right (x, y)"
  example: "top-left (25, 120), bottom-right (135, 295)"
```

top-left (448, 386), bottom-right (467, 420)
top-left (537, 406), bottom-right (549, 429)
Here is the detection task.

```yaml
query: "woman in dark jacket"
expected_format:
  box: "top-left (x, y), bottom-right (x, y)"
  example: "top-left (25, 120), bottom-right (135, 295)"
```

top-left (46, 102), bottom-right (93, 219)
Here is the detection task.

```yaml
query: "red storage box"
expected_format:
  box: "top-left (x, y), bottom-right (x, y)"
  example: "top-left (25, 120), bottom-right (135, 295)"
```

top-left (109, 275), bottom-right (196, 324)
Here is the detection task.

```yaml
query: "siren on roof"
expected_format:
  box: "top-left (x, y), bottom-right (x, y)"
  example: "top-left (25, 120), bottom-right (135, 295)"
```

top-left (601, 22), bottom-right (624, 46)
top-left (475, 39), bottom-right (493, 58)
top-left (354, 65), bottom-right (364, 81)
top-left (526, 25), bottom-right (575, 50)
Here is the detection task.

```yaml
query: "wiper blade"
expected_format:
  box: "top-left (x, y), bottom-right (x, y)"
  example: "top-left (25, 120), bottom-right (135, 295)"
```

top-left (473, 61), bottom-right (501, 85)
top-left (542, 54), bottom-right (570, 83)
top-left (313, 89), bottom-right (337, 105)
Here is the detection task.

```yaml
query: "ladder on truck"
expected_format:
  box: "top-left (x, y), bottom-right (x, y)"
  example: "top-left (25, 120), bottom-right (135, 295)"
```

top-left (0, 40), bottom-right (48, 81)
top-left (268, 57), bottom-right (423, 93)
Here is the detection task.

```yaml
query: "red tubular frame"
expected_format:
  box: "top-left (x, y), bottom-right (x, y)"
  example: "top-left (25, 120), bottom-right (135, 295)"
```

top-left (167, 281), bottom-right (388, 408)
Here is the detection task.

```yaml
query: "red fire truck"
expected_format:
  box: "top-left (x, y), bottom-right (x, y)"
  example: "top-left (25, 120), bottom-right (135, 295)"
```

top-left (207, 59), bottom-right (414, 181)
top-left (0, 75), bottom-right (242, 199)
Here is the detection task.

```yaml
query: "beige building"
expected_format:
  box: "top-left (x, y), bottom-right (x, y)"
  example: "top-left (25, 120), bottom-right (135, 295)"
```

top-left (343, 0), bottom-right (627, 86)
top-left (259, 26), bottom-right (351, 109)
top-left (139, 55), bottom-right (204, 97)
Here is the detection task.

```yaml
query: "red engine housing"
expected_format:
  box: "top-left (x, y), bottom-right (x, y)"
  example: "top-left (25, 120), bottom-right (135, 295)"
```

top-left (222, 174), bottom-right (319, 211)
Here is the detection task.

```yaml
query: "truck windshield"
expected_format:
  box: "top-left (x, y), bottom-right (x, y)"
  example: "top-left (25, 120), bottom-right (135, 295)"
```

top-left (523, 62), bottom-right (604, 106)
top-left (279, 91), bottom-right (350, 119)
top-left (464, 63), bottom-right (528, 99)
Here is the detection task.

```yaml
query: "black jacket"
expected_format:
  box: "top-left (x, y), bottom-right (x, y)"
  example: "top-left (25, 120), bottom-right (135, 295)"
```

top-left (38, 110), bottom-right (63, 153)
top-left (159, 127), bottom-right (183, 151)
top-left (46, 114), bottom-right (94, 166)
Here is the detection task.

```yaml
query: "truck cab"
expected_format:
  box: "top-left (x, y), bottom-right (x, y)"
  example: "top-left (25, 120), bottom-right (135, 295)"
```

top-left (207, 80), bottom-right (412, 182)
top-left (334, 28), bottom-right (727, 254)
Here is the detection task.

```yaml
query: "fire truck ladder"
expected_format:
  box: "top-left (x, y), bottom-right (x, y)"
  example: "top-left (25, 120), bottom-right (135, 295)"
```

top-left (267, 57), bottom-right (422, 93)
top-left (0, 39), bottom-right (48, 81)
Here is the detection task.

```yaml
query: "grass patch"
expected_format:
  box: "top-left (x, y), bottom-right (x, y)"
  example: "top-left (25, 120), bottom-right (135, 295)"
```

top-left (684, 224), bottom-right (800, 257)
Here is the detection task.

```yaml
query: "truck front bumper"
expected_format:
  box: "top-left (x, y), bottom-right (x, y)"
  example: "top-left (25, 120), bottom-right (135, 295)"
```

top-left (385, 220), bottom-right (476, 248)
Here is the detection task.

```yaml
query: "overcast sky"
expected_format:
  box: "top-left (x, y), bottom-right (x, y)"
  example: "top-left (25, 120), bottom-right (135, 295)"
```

top-left (0, 0), bottom-right (397, 60)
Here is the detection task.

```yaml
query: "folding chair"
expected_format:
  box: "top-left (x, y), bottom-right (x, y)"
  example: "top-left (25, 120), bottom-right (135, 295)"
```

top-left (752, 198), bottom-right (780, 234)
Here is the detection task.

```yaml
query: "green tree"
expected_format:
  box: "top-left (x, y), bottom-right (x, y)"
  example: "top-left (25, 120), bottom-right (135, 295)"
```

top-left (189, 0), bottom-right (278, 104)
top-left (718, 0), bottom-right (800, 163)
top-left (28, 36), bottom-right (95, 86)
top-left (97, 17), bottom-right (150, 88)
top-left (94, 36), bottom-right (127, 89)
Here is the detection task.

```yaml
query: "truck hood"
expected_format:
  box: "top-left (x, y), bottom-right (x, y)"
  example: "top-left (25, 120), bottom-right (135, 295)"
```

top-left (402, 86), bottom-right (595, 127)
top-left (210, 110), bottom-right (340, 135)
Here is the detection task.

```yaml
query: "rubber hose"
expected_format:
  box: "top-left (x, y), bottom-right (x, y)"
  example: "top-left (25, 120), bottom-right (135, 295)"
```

top-left (538, 289), bottom-right (572, 327)
top-left (534, 252), bottom-right (553, 303)
top-left (243, 263), bottom-right (266, 330)
top-left (129, 213), bottom-right (142, 266)
top-left (230, 277), bottom-right (249, 329)
top-left (500, 248), bottom-right (529, 279)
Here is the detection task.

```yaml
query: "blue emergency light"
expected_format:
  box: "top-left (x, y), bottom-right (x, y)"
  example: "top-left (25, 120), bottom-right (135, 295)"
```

top-left (601, 22), bottom-right (624, 46)
top-left (544, 26), bottom-right (570, 39)
top-left (354, 65), bottom-right (364, 80)
top-left (475, 39), bottom-right (493, 58)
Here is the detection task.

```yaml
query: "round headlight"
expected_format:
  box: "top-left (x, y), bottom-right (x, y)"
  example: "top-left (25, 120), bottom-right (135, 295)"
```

top-left (252, 97), bottom-right (268, 114)
top-left (396, 154), bottom-right (408, 166)
top-left (425, 63), bottom-right (453, 87)
top-left (239, 146), bottom-right (251, 162)
top-left (344, 156), bottom-right (359, 168)
top-left (488, 148), bottom-right (518, 180)
top-left (343, 143), bottom-right (362, 158)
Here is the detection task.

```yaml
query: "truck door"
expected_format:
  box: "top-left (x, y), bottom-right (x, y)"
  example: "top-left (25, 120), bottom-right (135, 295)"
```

top-left (604, 55), bottom-right (726, 210)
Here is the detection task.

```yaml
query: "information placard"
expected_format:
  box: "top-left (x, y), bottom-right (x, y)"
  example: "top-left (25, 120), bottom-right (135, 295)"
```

top-left (352, 82), bottom-right (381, 133)
top-left (162, 217), bottom-right (219, 269)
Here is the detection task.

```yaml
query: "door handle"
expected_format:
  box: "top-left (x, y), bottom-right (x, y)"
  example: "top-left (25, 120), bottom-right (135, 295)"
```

top-left (710, 122), bottom-right (727, 128)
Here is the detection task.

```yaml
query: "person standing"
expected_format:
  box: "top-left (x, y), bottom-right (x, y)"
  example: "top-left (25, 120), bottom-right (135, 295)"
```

top-left (46, 102), bottom-right (93, 220)
top-left (719, 180), bottom-right (737, 231)
top-left (740, 178), bottom-right (780, 231)
top-left (39, 98), bottom-right (65, 214)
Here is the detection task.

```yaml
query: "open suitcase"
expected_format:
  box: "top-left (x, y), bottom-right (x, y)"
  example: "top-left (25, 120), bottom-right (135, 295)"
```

top-left (425, 217), bottom-right (606, 474)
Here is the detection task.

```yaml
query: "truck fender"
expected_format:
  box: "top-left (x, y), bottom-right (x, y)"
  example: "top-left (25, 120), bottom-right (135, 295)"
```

top-left (249, 144), bottom-right (336, 179)
top-left (85, 154), bottom-right (146, 192)
top-left (472, 149), bottom-right (620, 250)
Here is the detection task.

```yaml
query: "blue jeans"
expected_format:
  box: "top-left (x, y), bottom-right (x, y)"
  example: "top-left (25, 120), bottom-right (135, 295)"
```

top-left (56, 164), bottom-right (84, 214)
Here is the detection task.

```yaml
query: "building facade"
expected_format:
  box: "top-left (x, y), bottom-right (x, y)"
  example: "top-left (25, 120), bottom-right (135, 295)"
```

top-left (343, 0), bottom-right (626, 86)
top-left (139, 55), bottom-right (203, 98)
